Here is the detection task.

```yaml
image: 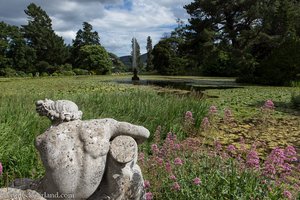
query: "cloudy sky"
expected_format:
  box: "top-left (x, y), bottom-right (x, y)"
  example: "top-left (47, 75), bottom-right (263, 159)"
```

top-left (0, 0), bottom-right (193, 56)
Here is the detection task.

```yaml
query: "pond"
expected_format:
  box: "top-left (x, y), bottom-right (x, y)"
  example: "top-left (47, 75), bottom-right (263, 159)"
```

top-left (114, 78), bottom-right (244, 92)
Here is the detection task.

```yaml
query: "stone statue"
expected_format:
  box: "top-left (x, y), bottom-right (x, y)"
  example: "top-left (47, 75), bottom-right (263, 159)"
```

top-left (36, 99), bottom-right (83, 125)
top-left (34, 99), bottom-right (149, 200)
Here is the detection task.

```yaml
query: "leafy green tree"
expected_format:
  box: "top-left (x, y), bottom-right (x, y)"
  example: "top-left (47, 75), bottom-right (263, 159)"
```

top-left (0, 22), bottom-right (13, 69)
top-left (183, 0), bottom-right (300, 82)
top-left (146, 36), bottom-right (153, 71)
top-left (22, 3), bottom-right (68, 69)
top-left (109, 52), bottom-right (126, 73)
top-left (77, 45), bottom-right (112, 75)
top-left (238, 0), bottom-right (300, 84)
top-left (152, 38), bottom-right (187, 75)
top-left (72, 22), bottom-right (100, 67)
top-left (253, 37), bottom-right (300, 85)
top-left (131, 37), bottom-right (141, 71)
top-left (73, 22), bottom-right (100, 47)
top-left (184, 0), bottom-right (265, 71)
top-left (0, 21), bottom-right (36, 73)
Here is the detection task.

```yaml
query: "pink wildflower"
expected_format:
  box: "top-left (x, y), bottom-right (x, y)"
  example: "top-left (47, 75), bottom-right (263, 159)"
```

top-left (201, 117), bottom-right (210, 130)
top-left (144, 180), bottom-right (150, 189)
top-left (174, 143), bottom-right (181, 150)
top-left (166, 132), bottom-right (177, 141)
top-left (145, 192), bottom-right (153, 200)
top-left (209, 106), bottom-right (218, 115)
top-left (263, 147), bottom-right (289, 178)
top-left (193, 177), bottom-right (201, 185)
top-left (227, 144), bottom-right (236, 152)
top-left (0, 162), bottom-right (2, 176)
top-left (283, 190), bottom-right (292, 199)
top-left (170, 175), bottom-right (177, 181)
top-left (264, 163), bottom-right (276, 177)
top-left (185, 111), bottom-right (193, 119)
top-left (263, 100), bottom-right (275, 109)
top-left (173, 182), bottom-right (181, 191)
top-left (284, 146), bottom-right (297, 162)
top-left (151, 144), bottom-right (160, 155)
top-left (156, 157), bottom-right (163, 166)
top-left (138, 153), bottom-right (145, 164)
top-left (214, 140), bottom-right (222, 152)
top-left (165, 161), bottom-right (172, 173)
top-left (246, 149), bottom-right (260, 169)
top-left (174, 157), bottom-right (183, 165)
top-left (224, 108), bottom-right (233, 123)
top-left (282, 163), bottom-right (292, 173)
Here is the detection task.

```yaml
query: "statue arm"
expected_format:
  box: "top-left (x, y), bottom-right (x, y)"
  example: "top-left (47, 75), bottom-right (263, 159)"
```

top-left (112, 121), bottom-right (150, 144)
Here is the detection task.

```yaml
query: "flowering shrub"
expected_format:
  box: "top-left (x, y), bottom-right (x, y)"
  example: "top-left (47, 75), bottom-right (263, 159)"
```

top-left (183, 111), bottom-right (196, 136)
top-left (139, 126), bottom-right (299, 199)
top-left (263, 146), bottom-right (298, 181)
top-left (140, 104), bottom-right (300, 199)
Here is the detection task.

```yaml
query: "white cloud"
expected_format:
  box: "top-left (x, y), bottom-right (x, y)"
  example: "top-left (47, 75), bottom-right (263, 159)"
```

top-left (0, 0), bottom-right (193, 56)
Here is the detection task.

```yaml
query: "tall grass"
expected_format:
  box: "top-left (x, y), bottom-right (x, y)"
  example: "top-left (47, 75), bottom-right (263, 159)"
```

top-left (0, 76), bottom-right (207, 186)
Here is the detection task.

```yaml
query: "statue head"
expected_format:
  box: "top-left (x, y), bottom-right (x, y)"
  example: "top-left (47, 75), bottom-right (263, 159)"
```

top-left (36, 99), bottom-right (82, 125)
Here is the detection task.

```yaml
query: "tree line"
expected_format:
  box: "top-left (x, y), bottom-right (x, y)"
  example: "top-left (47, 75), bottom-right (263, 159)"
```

top-left (0, 3), bottom-right (128, 77)
top-left (1, 1), bottom-right (300, 85)
top-left (151, 0), bottom-right (300, 85)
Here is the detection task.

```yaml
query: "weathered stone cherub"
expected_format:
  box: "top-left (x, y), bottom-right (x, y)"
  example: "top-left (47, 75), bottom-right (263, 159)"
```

top-left (35, 99), bottom-right (149, 199)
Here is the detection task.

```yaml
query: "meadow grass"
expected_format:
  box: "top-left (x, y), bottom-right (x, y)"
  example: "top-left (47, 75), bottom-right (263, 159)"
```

top-left (0, 76), bottom-right (207, 186)
top-left (0, 75), bottom-right (299, 199)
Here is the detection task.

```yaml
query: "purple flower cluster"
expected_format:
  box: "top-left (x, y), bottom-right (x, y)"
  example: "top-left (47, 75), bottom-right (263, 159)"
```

top-left (227, 144), bottom-right (236, 152)
top-left (173, 182), bottom-right (181, 191)
top-left (0, 162), bottom-right (2, 176)
top-left (201, 117), bottom-right (210, 130)
top-left (283, 190), bottom-right (292, 199)
top-left (185, 111), bottom-right (193, 119)
top-left (193, 177), bottom-right (201, 185)
top-left (151, 144), bottom-right (160, 155)
top-left (209, 106), bottom-right (218, 115)
top-left (214, 140), bottom-right (222, 152)
top-left (183, 111), bottom-right (196, 135)
top-left (224, 108), bottom-right (233, 123)
top-left (174, 157), bottom-right (183, 166)
top-left (263, 100), bottom-right (275, 110)
top-left (170, 174), bottom-right (177, 180)
top-left (263, 146), bottom-right (297, 178)
top-left (144, 180), bottom-right (151, 189)
top-left (145, 192), bottom-right (153, 200)
top-left (246, 149), bottom-right (260, 169)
